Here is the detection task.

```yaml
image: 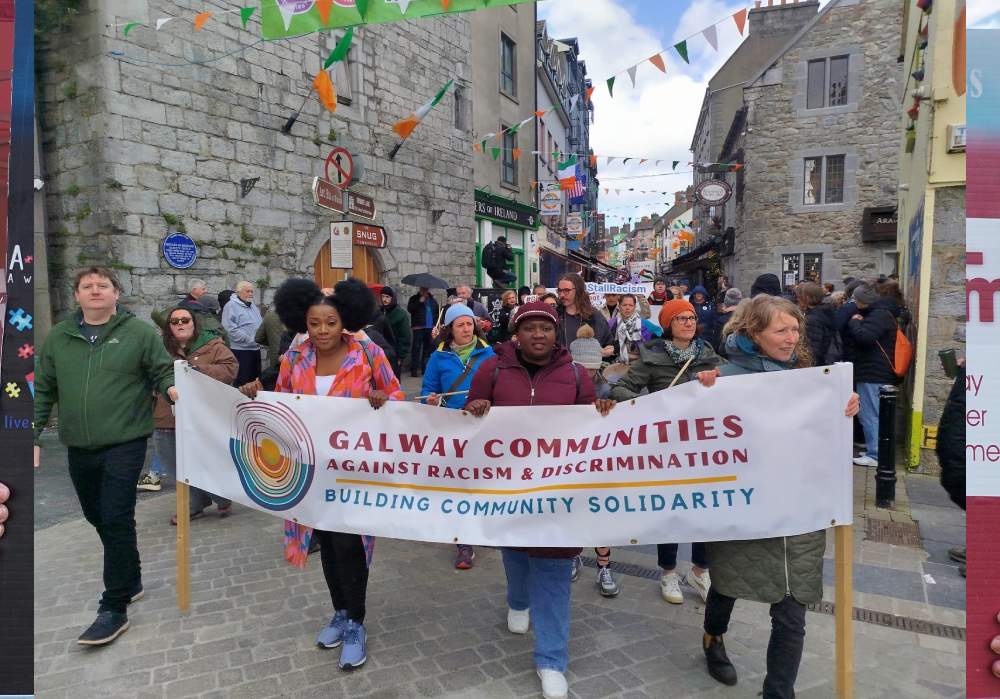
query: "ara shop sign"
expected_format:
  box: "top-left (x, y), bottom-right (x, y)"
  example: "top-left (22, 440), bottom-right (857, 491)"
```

top-left (353, 223), bottom-right (387, 248)
top-left (162, 232), bottom-right (198, 269)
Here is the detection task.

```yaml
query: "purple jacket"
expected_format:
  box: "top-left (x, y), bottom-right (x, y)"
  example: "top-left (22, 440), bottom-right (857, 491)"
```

top-left (466, 341), bottom-right (595, 558)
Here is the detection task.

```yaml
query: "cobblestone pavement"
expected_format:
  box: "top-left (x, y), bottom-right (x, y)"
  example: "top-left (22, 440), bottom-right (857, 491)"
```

top-left (34, 375), bottom-right (965, 698)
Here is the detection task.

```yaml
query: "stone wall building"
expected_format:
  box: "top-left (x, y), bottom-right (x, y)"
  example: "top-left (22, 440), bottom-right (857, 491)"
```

top-left (37, 0), bottom-right (475, 332)
top-left (725, 0), bottom-right (903, 292)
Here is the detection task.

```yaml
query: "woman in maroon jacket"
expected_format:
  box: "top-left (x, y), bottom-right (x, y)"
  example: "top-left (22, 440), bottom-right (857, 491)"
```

top-left (465, 302), bottom-right (615, 699)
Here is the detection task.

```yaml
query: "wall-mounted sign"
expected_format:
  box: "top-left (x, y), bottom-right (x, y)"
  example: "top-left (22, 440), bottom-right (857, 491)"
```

top-left (312, 177), bottom-right (346, 213)
top-left (162, 232), bottom-right (198, 269)
top-left (566, 213), bottom-right (583, 237)
top-left (474, 190), bottom-right (538, 229)
top-left (862, 206), bottom-right (898, 242)
top-left (540, 186), bottom-right (562, 217)
top-left (346, 191), bottom-right (376, 219)
top-left (330, 222), bottom-right (353, 269)
top-left (694, 179), bottom-right (733, 207)
top-left (325, 146), bottom-right (354, 188)
top-left (353, 222), bottom-right (387, 248)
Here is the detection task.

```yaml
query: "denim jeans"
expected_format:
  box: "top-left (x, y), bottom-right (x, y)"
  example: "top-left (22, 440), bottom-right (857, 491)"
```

top-left (153, 429), bottom-right (231, 513)
top-left (67, 437), bottom-right (148, 614)
top-left (502, 549), bottom-right (572, 673)
top-left (856, 382), bottom-right (881, 459)
top-left (657, 542), bottom-right (709, 571)
top-left (704, 587), bottom-right (807, 699)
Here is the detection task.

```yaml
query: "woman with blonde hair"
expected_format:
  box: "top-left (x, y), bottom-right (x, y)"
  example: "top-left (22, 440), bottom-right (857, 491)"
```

top-left (694, 294), bottom-right (859, 699)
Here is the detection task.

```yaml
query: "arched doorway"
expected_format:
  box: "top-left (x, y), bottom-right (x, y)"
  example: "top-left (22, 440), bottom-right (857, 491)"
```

top-left (313, 242), bottom-right (382, 287)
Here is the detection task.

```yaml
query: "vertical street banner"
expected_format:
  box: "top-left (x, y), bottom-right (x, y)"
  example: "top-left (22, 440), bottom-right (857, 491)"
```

top-left (176, 362), bottom-right (854, 546)
top-left (0, 0), bottom-right (34, 693)
top-left (966, 26), bottom-right (1000, 699)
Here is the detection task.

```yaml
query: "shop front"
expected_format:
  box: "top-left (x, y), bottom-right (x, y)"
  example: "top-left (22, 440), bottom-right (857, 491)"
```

top-left (474, 189), bottom-right (538, 289)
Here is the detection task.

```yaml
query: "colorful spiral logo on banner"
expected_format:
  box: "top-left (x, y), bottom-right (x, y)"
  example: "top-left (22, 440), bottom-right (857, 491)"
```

top-left (229, 402), bottom-right (315, 511)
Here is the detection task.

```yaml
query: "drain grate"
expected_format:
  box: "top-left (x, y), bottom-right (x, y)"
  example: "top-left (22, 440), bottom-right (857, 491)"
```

top-left (865, 519), bottom-right (923, 547)
top-left (579, 557), bottom-right (964, 640)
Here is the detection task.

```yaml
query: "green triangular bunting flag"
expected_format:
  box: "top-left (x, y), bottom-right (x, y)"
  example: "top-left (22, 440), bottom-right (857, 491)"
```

top-left (355, 0), bottom-right (369, 20)
top-left (324, 27), bottom-right (354, 69)
top-left (481, 140), bottom-right (488, 152)
top-left (606, 76), bottom-right (615, 97)
top-left (674, 40), bottom-right (689, 64)
top-left (491, 147), bottom-right (501, 160)
top-left (239, 7), bottom-right (256, 28)
top-left (507, 122), bottom-right (520, 135)
top-left (123, 21), bottom-right (140, 36)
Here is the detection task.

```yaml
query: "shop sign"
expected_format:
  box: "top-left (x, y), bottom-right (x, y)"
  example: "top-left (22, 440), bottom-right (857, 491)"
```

top-left (694, 179), bottom-right (732, 207)
top-left (862, 206), bottom-right (898, 242)
top-left (353, 222), bottom-right (387, 248)
top-left (312, 177), bottom-right (346, 213)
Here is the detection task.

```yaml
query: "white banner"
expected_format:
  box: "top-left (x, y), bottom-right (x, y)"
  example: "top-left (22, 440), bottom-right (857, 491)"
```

top-left (968, 217), bottom-right (1000, 496)
top-left (176, 362), bottom-right (854, 546)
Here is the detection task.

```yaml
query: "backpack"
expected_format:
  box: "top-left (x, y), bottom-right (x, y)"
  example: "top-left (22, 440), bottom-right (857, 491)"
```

top-left (877, 326), bottom-right (913, 379)
top-left (481, 241), bottom-right (496, 270)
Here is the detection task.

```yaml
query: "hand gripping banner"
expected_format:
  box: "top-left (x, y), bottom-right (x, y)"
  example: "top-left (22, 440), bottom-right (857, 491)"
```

top-left (176, 362), bottom-right (854, 546)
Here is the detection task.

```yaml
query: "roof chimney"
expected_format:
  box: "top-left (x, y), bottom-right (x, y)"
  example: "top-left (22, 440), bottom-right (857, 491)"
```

top-left (748, 0), bottom-right (819, 38)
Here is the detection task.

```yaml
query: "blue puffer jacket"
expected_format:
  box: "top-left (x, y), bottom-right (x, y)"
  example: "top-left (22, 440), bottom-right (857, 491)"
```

top-left (706, 333), bottom-right (827, 605)
top-left (420, 339), bottom-right (495, 409)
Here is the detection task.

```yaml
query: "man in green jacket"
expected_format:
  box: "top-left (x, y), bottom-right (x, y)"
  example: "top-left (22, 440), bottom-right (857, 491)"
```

top-left (34, 267), bottom-right (177, 647)
top-left (379, 286), bottom-right (412, 374)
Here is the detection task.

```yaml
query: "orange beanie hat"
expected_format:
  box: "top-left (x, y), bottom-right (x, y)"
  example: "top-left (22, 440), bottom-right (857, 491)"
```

top-left (658, 298), bottom-right (696, 330)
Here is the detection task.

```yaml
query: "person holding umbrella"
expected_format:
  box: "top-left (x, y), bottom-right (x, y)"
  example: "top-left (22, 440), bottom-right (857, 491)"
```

top-left (403, 273), bottom-right (448, 378)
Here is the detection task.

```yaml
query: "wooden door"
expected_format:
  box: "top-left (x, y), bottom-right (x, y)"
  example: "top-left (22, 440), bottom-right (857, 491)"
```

top-left (313, 242), bottom-right (381, 288)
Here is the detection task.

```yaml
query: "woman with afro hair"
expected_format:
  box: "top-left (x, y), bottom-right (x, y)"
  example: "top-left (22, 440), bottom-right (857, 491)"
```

top-left (240, 277), bottom-right (403, 671)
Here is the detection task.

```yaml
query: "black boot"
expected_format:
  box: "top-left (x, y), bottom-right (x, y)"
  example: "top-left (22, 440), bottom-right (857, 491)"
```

top-left (704, 634), bottom-right (738, 686)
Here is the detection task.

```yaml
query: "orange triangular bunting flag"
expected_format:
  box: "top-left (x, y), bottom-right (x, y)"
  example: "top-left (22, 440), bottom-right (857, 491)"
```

top-left (193, 11), bottom-right (212, 30)
top-left (534, 110), bottom-right (545, 118)
top-left (313, 70), bottom-right (337, 112)
top-left (590, 155), bottom-right (597, 168)
top-left (441, 0), bottom-right (451, 10)
top-left (649, 54), bottom-right (666, 73)
top-left (473, 143), bottom-right (481, 153)
top-left (316, 0), bottom-right (332, 24)
top-left (586, 86), bottom-right (595, 101)
top-left (512, 147), bottom-right (522, 160)
top-left (733, 9), bottom-right (748, 35)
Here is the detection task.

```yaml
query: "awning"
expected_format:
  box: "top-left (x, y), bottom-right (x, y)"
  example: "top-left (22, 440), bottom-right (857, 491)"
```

top-left (666, 239), bottom-right (717, 273)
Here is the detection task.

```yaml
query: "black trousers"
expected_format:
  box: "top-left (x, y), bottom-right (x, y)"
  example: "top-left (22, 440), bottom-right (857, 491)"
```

top-left (232, 348), bottom-right (262, 386)
top-left (315, 530), bottom-right (369, 623)
top-left (67, 437), bottom-right (147, 614)
top-left (410, 328), bottom-right (433, 376)
top-left (704, 586), bottom-right (806, 699)
top-left (657, 542), bottom-right (709, 570)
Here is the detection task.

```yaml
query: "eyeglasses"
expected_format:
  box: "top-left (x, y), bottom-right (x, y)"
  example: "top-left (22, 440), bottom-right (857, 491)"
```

top-left (672, 316), bottom-right (698, 324)
top-left (557, 287), bottom-right (574, 294)
top-left (169, 317), bottom-right (193, 326)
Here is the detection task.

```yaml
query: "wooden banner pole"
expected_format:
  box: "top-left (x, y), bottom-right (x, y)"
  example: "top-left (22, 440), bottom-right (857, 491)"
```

top-left (176, 481), bottom-right (191, 614)
top-left (834, 524), bottom-right (854, 698)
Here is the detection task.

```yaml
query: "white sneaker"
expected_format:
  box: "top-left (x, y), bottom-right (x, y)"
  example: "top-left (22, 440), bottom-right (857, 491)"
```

top-left (537, 669), bottom-right (568, 699)
top-left (659, 572), bottom-right (683, 604)
top-left (853, 455), bottom-right (878, 467)
top-left (685, 568), bottom-right (711, 602)
top-left (507, 607), bottom-right (529, 634)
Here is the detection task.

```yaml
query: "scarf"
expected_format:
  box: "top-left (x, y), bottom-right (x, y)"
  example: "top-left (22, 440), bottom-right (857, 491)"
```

top-left (452, 339), bottom-right (477, 364)
top-left (663, 337), bottom-right (702, 367)
top-left (616, 313), bottom-right (642, 364)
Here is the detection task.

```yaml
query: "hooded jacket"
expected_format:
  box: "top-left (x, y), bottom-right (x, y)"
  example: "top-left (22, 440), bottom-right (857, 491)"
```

top-left (847, 298), bottom-right (898, 384)
top-left (35, 308), bottom-right (176, 448)
top-left (610, 337), bottom-right (722, 400)
top-left (750, 273), bottom-right (782, 298)
top-left (221, 296), bottom-right (263, 351)
top-left (804, 303), bottom-right (837, 366)
top-left (154, 332), bottom-right (238, 429)
top-left (689, 285), bottom-right (715, 333)
top-left (704, 334), bottom-right (825, 605)
top-left (465, 341), bottom-right (595, 559)
top-left (421, 338), bottom-right (495, 409)
top-left (379, 289), bottom-right (413, 365)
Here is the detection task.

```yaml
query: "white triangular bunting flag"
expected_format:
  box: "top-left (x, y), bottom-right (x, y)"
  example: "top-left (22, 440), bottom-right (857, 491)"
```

top-left (520, 117), bottom-right (534, 127)
top-left (702, 25), bottom-right (718, 51)
top-left (570, 94), bottom-right (580, 112)
top-left (607, 157), bottom-right (616, 165)
top-left (155, 17), bottom-right (173, 30)
top-left (626, 65), bottom-right (637, 88)
top-left (277, 3), bottom-right (295, 30)
top-left (389, 0), bottom-right (413, 13)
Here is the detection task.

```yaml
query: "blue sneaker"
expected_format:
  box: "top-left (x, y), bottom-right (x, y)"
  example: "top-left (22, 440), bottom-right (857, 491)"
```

top-left (338, 620), bottom-right (367, 670)
top-left (316, 610), bottom-right (348, 649)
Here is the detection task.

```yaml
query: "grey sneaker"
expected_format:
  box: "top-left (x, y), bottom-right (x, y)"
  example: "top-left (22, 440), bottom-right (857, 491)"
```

top-left (136, 472), bottom-right (161, 492)
top-left (597, 566), bottom-right (619, 597)
top-left (570, 555), bottom-right (582, 582)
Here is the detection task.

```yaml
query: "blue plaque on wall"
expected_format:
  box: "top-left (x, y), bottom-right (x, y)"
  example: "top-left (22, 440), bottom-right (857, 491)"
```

top-left (162, 232), bottom-right (198, 269)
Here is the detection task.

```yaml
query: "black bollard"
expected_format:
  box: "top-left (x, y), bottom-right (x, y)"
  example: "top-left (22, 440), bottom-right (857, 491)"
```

top-left (875, 385), bottom-right (898, 508)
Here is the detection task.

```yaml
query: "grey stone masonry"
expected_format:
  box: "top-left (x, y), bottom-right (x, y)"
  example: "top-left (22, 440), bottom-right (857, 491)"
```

top-left (39, 0), bottom-right (475, 320)
top-left (732, 0), bottom-right (902, 290)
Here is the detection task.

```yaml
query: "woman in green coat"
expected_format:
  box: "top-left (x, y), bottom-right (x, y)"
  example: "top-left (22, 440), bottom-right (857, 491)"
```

top-left (694, 295), bottom-right (859, 699)
top-left (610, 298), bottom-right (723, 606)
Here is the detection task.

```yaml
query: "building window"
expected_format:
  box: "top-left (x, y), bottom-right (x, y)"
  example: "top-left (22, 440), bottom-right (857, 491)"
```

top-left (781, 253), bottom-right (823, 288)
top-left (806, 55), bottom-right (849, 109)
top-left (502, 127), bottom-right (517, 187)
top-left (803, 155), bottom-right (845, 205)
top-left (500, 34), bottom-right (516, 98)
top-left (330, 39), bottom-right (354, 105)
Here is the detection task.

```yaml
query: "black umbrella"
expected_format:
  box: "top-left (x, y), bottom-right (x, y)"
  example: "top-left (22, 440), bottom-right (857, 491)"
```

top-left (400, 272), bottom-right (449, 290)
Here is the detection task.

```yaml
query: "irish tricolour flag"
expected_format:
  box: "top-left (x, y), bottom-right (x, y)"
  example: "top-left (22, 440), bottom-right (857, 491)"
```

top-left (393, 79), bottom-right (454, 139)
top-left (558, 154), bottom-right (578, 190)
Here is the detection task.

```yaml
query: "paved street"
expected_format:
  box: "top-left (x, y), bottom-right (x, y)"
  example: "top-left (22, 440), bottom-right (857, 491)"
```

top-left (34, 376), bottom-right (966, 698)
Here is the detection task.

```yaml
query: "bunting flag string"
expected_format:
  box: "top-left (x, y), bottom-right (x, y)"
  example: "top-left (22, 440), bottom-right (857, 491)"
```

top-left (112, 7), bottom-right (258, 35)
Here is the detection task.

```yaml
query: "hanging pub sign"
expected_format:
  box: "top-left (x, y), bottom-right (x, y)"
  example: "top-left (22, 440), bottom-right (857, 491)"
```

top-left (861, 206), bottom-right (898, 242)
top-left (694, 179), bottom-right (732, 207)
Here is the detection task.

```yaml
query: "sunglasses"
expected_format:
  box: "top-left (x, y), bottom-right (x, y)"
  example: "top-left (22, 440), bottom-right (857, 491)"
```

top-left (169, 317), bottom-right (193, 326)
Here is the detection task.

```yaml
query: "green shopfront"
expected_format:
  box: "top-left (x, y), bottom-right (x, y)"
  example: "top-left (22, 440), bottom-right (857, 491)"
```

top-left (474, 189), bottom-right (539, 288)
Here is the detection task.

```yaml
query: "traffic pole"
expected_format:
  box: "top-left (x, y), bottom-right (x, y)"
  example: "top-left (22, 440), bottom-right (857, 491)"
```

top-left (875, 385), bottom-right (898, 508)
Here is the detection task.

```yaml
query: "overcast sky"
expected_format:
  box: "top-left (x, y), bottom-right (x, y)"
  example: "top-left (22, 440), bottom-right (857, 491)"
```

top-left (539, 0), bottom-right (752, 228)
